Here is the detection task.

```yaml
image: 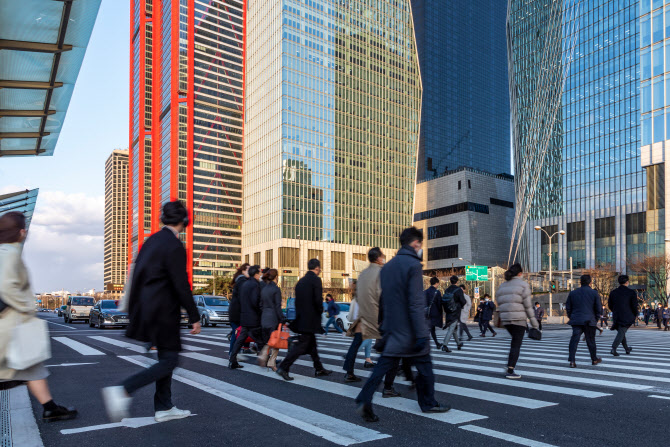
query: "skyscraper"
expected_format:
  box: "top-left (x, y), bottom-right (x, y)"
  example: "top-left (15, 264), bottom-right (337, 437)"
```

top-left (104, 149), bottom-right (129, 297)
top-left (129, 0), bottom-right (244, 288)
top-left (508, 0), bottom-right (644, 276)
top-left (411, 0), bottom-right (510, 182)
top-left (243, 0), bottom-right (421, 285)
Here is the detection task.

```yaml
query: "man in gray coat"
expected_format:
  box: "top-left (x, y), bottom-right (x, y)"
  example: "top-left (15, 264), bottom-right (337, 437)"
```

top-left (566, 274), bottom-right (603, 368)
top-left (354, 227), bottom-right (450, 422)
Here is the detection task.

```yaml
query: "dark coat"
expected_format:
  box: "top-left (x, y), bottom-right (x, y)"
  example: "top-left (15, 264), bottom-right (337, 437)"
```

top-left (656, 306), bottom-right (665, 320)
top-left (239, 277), bottom-right (261, 327)
top-left (480, 300), bottom-right (496, 321)
top-left (534, 306), bottom-right (545, 321)
top-left (292, 271), bottom-right (324, 334)
top-left (228, 275), bottom-right (247, 325)
top-left (379, 246), bottom-right (430, 358)
top-left (261, 281), bottom-right (284, 329)
top-left (565, 286), bottom-right (602, 326)
top-left (125, 227), bottom-right (199, 351)
top-left (327, 300), bottom-right (340, 317)
top-left (442, 285), bottom-right (466, 325)
top-left (608, 285), bottom-right (638, 327)
top-left (425, 286), bottom-right (443, 327)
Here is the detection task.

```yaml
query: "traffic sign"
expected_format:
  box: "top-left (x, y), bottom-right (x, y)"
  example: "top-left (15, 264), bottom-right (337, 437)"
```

top-left (465, 265), bottom-right (488, 281)
top-left (474, 287), bottom-right (480, 299)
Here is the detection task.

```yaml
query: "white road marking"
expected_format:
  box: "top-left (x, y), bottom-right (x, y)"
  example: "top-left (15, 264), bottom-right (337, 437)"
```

top-left (45, 362), bottom-right (99, 367)
top-left (53, 337), bottom-right (106, 355)
top-left (8, 386), bottom-right (44, 447)
top-left (120, 355), bottom-right (390, 446)
top-left (46, 320), bottom-right (77, 330)
top-left (61, 415), bottom-right (196, 435)
top-left (459, 425), bottom-right (558, 447)
top-left (181, 336), bottom-right (227, 347)
top-left (649, 395), bottom-right (670, 400)
top-left (180, 352), bottom-right (487, 424)
top-left (88, 336), bottom-right (208, 353)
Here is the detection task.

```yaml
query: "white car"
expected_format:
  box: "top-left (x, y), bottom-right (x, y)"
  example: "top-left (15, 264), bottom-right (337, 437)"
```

top-left (321, 302), bottom-right (353, 331)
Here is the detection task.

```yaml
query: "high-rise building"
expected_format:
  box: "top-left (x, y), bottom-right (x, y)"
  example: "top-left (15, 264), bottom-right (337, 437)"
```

top-left (243, 0), bottom-right (421, 285)
top-left (129, 0), bottom-right (244, 288)
top-left (104, 149), bottom-right (129, 297)
top-left (411, 0), bottom-right (510, 182)
top-left (509, 0), bottom-right (645, 276)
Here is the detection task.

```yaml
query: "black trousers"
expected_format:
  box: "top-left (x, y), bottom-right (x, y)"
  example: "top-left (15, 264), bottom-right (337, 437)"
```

top-left (504, 324), bottom-right (526, 369)
top-left (229, 326), bottom-right (264, 363)
top-left (538, 321), bottom-right (543, 331)
top-left (430, 326), bottom-right (440, 348)
top-left (481, 320), bottom-right (496, 335)
top-left (355, 354), bottom-right (438, 412)
top-left (568, 325), bottom-right (598, 362)
top-left (611, 325), bottom-right (630, 352)
top-left (459, 322), bottom-right (473, 339)
top-left (122, 349), bottom-right (179, 411)
top-left (279, 333), bottom-right (324, 372)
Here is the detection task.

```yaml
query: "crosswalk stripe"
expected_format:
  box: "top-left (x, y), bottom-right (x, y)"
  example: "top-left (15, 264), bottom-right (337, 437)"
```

top-left (52, 337), bottom-right (105, 356)
top-left (480, 337), bottom-right (670, 357)
top-left (649, 395), bottom-right (670, 400)
top-left (180, 351), bottom-right (487, 424)
top-left (120, 355), bottom-right (389, 446)
top-left (459, 424), bottom-right (558, 447)
top-left (181, 336), bottom-right (227, 347)
top-left (88, 336), bottom-right (208, 353)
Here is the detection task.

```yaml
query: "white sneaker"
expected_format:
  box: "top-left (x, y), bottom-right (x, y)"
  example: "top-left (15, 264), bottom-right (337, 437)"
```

top-left (102, 386), bottom-right (132, 422)
top-left (154, 406), bottom-right (191, 422)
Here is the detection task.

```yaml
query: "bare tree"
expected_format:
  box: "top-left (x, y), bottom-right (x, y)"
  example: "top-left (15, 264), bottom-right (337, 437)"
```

top-left (627, 254), bottom-right (670, 306)
top-left (583, 264), bottom-right (618, 299)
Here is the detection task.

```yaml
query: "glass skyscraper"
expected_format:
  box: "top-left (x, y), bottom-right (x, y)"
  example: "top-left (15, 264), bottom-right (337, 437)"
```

top-left (509, 0), bottom-right (646, 276)
top-left (244, 0), bottom-right (421, 285)
top-left (411, 0), bottom-right (510, 181)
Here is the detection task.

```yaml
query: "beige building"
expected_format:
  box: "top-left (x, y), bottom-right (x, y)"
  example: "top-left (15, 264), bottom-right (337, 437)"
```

top-left (104, 149), bottom-right (129, 298)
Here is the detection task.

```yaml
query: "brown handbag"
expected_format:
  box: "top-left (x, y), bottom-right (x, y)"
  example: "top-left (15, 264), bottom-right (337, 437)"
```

top-left (267, 324), bottom-right (290, 350)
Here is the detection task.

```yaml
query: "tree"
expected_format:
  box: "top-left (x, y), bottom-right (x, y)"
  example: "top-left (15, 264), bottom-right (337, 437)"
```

top-left (627, 254), bottom-right (670, 306)
top-left (193, 275), bottom-right (234, 297)
top-left (583, 265), bottom-right (618, 299)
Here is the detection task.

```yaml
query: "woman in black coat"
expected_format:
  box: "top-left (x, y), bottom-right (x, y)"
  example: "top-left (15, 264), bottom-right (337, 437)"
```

top-left (258, 269), bottom-right (285, 370)
top-left (228, 263), bottom-right (249, 353)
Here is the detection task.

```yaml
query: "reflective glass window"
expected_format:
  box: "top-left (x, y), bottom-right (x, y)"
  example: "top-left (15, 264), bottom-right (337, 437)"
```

top-left (654, 10), bottom-right (664, 42)
top-left (654, 77), bottom-right (664, 109)
top-left (654, 43), bottom-right (664, 76)
top-left (654, 110), bottom-right (665, 142)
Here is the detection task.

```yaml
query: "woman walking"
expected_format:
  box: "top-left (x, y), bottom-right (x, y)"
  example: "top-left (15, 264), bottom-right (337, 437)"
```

top-left (495, 263), bottom-right (540, 380)
top-left (0, 212), bottom-right (77, 422)
top-left (258, 269), bottom-right (285, 371)
top-left (228, 263), bottom-right (250, 353)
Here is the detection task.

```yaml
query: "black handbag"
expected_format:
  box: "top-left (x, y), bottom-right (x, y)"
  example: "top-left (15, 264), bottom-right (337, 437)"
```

top-left (528, 327), bottom-right (542, 340)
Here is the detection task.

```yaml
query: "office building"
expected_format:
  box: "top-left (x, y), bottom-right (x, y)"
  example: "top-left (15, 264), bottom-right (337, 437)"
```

top-left (410, 0), bottom-right (510, 181)
top-left (104, 149), bottom-right (129, 297)
top-left (243, 0), bottom-right (422, 285)
top-left (508, 0), bottom-right (645, 274)
top-left (129, 0), bottom-right (244, 288)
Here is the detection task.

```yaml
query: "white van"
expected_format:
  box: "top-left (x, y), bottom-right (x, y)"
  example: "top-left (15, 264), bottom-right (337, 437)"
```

top-left (64, 296), bottom-right (95, 324)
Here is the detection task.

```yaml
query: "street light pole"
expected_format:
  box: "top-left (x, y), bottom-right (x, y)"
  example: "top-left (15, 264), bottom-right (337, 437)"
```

top-left (534, 226), bottom-right (565, 317)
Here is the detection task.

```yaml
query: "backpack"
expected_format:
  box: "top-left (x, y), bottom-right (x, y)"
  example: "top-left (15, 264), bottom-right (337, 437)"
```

top-left (441, 287), bottom-right (458, 315)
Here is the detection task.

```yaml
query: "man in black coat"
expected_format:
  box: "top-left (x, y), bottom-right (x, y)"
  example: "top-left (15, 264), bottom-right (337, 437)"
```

top-left (276, 259), bottom-right (331, 380)
top-left (425, 276), bottom-right (443, 349)
top-left (228, 265), bottom-right (265, 369)
top-left (479, 294), bottom-right (497, 337)
top-left (608, 275), bottom-right (638, 356)
top-left (103, 200), bottom-right (201, 423)
top-left (566, 274), bottom-right (603, 368)
top-left (355, 227), bottom-right (450, 422)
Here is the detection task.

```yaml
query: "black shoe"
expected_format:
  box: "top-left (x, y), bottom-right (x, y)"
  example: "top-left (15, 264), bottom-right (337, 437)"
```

top-left (382, 388), bottom-right (401, 398)
top-left (491, 333), bottom-right (497, 337)
top-left (364, 361), bottom-right (376, 368)
top-left (435, 343), bottom-right (443, 350)
top-left (315, 369), bottom-right (332, 377)
top-left (276, 369), bottom-right (293, 381)
top-left (467, 336), bottom-right (473, 341)
top-left (592, 358), bottom-right (602, 366)
top-left (423, 403), bottom-right (451, 413)
top-left (457, 344), bottom-right (463, 351)
top-left (345, 374), bottom-right (362, 383)
top-left (441, 345), bottom-right (451, 353)
top-left (479, 334), bottom-right (485, 337)
top-left (241, 348), bottom-right (252, 354)
top-left (228, 362), bottom-right (244, 369)
top-left (625, 348), bottom-right (632, 355)
top-left (610, 349), bottom-right (620, 357)
top-left (569, 362), bottom-right (577, 368)
top-left (356, 403), bottom-right (379, 422)
top-left (43, 405), bottom-right (78, 423)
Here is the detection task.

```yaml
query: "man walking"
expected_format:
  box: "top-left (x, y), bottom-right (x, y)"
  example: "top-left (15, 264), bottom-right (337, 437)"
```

top-left (534, 302), bottom-right (545, 331)
top-left (102, 200), bottom-right (201, 422)
top-left (228, 265), bottom-right (265, 369)
top-left (643, 305), bottom-right (651, 326)
top-left (656, 304), bottom-right (664, 330)
top-left (440, 276), bottom-right (466, 352)
top-left (426, 277), bottom-right (443, 349)
top-left (355, 227), bottom-right (450, 422)
top-left (608, 275), bottom-right (637, 356)
top-left (276, 259), bottom-right (332, 380)
top-left (458, 285), bottom-right (473, 341)
top-left (479, 295), bottom-right (497, 337)
top-left (566, 275), bottom-right (603, 368)
top-left (324, 294), bottom-right (344, 335)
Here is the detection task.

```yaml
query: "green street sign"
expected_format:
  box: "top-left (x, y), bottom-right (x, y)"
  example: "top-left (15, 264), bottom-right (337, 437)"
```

top-left (465, 265), bottom-right (488, 281)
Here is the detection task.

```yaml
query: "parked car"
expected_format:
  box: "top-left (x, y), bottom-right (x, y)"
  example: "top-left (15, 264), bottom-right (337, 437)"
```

top-left (89, 299), bottom-right (129, 329)
top-left (64, 296), bottom-right (95, 323)
top-left (57, 305), bottom-right (67, 317)
top-left (283, 297), bottom-right (296, 323)
top-left (194, 295), bottom-right (229, 327)
top-left (180, 308), bottom-right (192, 328)
top-left (321, 302), bottom-right (352, 331)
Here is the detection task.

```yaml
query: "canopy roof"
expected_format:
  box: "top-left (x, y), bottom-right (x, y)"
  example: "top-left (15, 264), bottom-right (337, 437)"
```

top-left (0, 188), bottom-right (39, 229)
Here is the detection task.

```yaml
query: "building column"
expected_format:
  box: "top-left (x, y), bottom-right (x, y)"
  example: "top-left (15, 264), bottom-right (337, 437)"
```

top-left (615, 206), bottom-right (626, 273)
top-left (585, 212), bottom-right (595, 269)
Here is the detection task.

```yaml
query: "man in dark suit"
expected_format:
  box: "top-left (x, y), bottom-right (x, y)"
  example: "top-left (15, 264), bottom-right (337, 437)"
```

top-left (102, 200), bottom-right (201, 423)
top-left (276, 259), bottom-right (331, 380)
top-left (566, 274), bottom-right (602, 368)
top-left (608, 275), bottom-right (638, 356)
top-left (228, 265), bottom-right (264, 369)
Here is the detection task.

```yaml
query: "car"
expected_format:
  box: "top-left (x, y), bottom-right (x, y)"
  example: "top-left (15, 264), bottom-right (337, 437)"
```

top-left (283, 297), bottom-right (296, 323)
top-left (64, 296), bottom-right (95, 323)
top-left (57, 305), bottom-right (67, 317)
top-left (89, 299), bottom-right (129, 329)
top-left (193, 295), bottom-right (229, 327)
top-left (180, 309), bottom-right (193, 328)
top-left (321, 302), bottom-right (352, 331)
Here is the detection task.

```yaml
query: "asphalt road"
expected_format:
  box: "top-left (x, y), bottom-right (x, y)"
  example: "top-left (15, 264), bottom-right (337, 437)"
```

top-left (24, 312), bottom-right (670, 447)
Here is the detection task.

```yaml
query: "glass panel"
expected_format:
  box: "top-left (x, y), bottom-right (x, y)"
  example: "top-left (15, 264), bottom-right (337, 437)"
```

top-left (654, 110), bottom-right (665, 142)
top-left (654, 77), bottom-right (665, 109)
top-left (654, 43), bottom-right (664, 76)
top-left (643, 48), bottom-right (652, 79)
top-left (642, 15), bottom-right (652, 48)
top-left (654, 10), bottom-right (664, 43)
top-left (642, 82), bottom-right (652, 113)
top-left (643, 114), bottom-right (652, 145)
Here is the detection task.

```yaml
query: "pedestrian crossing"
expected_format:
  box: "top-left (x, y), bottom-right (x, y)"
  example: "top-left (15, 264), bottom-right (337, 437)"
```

top-left (48, 328), bottom-right (670, 446)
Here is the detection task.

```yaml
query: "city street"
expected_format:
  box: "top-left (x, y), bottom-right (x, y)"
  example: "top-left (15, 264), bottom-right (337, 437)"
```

top-left (4, 312), bottom-right (669, 447)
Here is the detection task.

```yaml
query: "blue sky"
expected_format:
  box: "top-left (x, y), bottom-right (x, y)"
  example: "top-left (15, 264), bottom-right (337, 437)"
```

top-left (0, 0), bottom-right (129, 292)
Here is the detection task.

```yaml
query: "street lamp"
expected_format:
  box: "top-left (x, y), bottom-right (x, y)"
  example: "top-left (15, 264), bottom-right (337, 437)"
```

top-left (534, 226), bottom-right (565, 317)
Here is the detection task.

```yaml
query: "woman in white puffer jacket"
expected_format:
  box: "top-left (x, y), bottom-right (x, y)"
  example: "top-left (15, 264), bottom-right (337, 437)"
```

top-left (495, 263), bottom-right (539, 380)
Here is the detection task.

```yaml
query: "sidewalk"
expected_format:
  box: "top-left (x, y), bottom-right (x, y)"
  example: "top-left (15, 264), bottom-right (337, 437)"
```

top-left (0, 386), bottom-right (43, 447)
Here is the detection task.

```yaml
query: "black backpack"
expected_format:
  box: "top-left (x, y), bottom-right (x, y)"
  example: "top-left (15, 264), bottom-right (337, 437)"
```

top-left (441, 287), bottom-right (458, 315)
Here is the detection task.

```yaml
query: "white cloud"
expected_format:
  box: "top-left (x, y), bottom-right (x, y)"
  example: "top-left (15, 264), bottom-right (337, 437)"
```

top-left (21, 191), bottom-right (105, 293)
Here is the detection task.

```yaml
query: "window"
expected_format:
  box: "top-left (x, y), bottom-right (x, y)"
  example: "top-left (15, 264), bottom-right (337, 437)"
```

top-left (414, 202), bottom-right (489, 221)
top-left (254, 252), bottom-right (261, 266)
top-left (540, 225), bottom-right (558, 271)
top-left (567, 221), bottom-right (585, 269)
top-left (595, 217), bottom-right (616, 267)
top-left (458, 181), bottom-right (461, 190)
top-left (647, 163), bottom-right (665, 210)
top-left (279, 247), bottom-right (299, 267)
top-left (467, 180), bottom-right (471, 189)
top-left (308, 249), bottom-right (323, 262)
top-left (265, 249), bottom-right (273, 268)
top-left (427, 245), bottom-right (458, 261)
top-left (490, 198), bottom-right (514, 208)
top-left (331, 251), bottom-right (345, 271)
top-left (427, 222), bottom-right (458, 239)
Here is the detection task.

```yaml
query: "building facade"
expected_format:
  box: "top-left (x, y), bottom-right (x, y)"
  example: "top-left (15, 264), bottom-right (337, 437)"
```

top-left (104, 150), bottom-right (129, 297)
top-left (413, 168), bottom-right (515, 272)
top-left (242, 0), bottom-right (422, 285)
top-left (128, 0), bottom-right (244, 288)
top-left (509, 0), bottom-right (646, 274)
top-left (410, 0), bottom-right (510, 182)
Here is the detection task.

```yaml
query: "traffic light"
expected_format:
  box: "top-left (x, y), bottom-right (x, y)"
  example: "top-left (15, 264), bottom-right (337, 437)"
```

top-left (550, 280), bottom-right (557, 292)
top-left (282, 270), bottom-right (293, 274)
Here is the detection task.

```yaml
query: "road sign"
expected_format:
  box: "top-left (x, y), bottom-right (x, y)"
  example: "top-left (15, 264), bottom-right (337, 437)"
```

top-left (465, 265), bottom-right (488, 281)
top-left (474, 287), bottom-right (480, 299)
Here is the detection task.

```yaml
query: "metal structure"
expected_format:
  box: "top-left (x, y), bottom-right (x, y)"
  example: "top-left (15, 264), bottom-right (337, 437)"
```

top-left (0, 189), bottom-right (38, 229)
top-left (534, 225), bottom-right (565, 316)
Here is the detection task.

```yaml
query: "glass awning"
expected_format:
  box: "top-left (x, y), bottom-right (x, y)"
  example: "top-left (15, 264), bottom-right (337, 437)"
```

top-left (0, 0), bottom-right (101, 157)
top-left (0, 188), bottom-right (39, 229)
